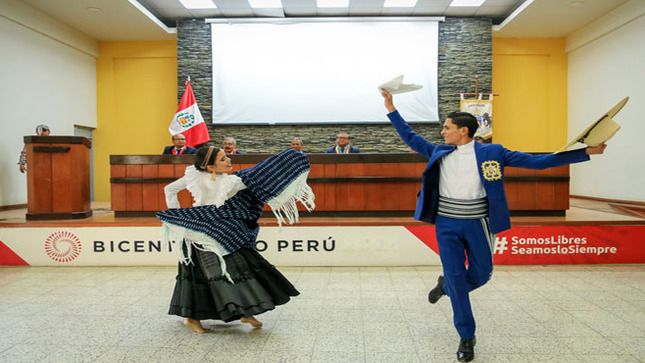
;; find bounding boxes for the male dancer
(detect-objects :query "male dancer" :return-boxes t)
[381,89,606,362]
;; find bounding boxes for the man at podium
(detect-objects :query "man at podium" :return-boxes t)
[18,124,50,173]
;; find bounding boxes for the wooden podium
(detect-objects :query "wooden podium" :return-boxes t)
[24,136,92,220]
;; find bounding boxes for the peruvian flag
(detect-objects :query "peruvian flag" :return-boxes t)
[169,80,211,147]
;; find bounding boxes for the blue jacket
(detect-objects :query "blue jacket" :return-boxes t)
[163,146,197,155]
[388,110,590,234]
[325,145,361,153]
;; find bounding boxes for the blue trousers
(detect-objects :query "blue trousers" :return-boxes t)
[435,215,495,339]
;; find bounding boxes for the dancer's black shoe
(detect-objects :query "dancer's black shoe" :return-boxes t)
[457,337,476,362]
[428,275,445,304]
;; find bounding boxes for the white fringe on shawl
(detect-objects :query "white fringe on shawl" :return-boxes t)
[267,171,316,227]
[161,223,234,283]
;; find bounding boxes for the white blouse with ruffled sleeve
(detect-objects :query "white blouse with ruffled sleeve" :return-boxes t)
[164,166,247,209]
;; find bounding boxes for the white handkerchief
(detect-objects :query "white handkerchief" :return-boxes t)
[378,75,423,94]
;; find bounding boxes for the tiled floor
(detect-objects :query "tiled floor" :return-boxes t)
[0,264,643,362]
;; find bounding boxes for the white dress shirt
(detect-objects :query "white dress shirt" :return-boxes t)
[439,140,486,199]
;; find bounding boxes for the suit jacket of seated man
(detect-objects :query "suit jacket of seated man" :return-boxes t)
[163,145,197,155]
[325,145,361,154]
[388,110,589,234]
[225,149,247,155]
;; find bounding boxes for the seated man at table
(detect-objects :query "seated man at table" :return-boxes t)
[290,137,304,153]
[163,134,197,155]
[326,132,360,154]
[223,137,247,155]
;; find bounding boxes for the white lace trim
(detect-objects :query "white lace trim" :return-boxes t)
[183,166,246,207]
[161,223,233,283]
[267,171,316,227]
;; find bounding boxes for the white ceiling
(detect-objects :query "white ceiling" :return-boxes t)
[17,0,629,42]
[492,0,630,37]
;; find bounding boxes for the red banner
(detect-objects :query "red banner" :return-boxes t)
[0,239,29,266]
[406,225,645,265]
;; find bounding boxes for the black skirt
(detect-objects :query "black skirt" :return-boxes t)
[168,246,299,322]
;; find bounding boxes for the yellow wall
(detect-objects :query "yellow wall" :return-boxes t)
[492,38,567,152]
[94,41,177,201]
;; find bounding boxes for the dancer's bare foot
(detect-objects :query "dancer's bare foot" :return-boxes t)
[184,318,209,333]
[240,316,263,328]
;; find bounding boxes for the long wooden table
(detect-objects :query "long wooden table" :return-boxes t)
[110,153,570,217]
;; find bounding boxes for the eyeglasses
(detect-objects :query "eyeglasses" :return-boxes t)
[337,136,349,139]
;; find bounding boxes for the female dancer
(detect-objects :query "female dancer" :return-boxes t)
[157,146,314,333]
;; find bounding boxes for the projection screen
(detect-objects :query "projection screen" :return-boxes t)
[209,18,440,125]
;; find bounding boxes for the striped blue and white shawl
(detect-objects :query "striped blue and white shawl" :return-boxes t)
[156,148,315,277]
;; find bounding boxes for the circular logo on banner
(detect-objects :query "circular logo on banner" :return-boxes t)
[44,231,82,263]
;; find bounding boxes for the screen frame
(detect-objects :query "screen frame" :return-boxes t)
[206,17,444,126]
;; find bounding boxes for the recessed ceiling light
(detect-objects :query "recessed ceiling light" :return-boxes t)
[178,0,217,10]
[449,0,486,7]
[248,0,283,8]
[384,0,418,7]
[85,6,102,13]
[569,1,584,7]
[317,0,349,8]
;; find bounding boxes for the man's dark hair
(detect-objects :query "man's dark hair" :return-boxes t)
[447,111,478,138]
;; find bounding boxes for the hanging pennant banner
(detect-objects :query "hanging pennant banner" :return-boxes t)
[460,97,493,140]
